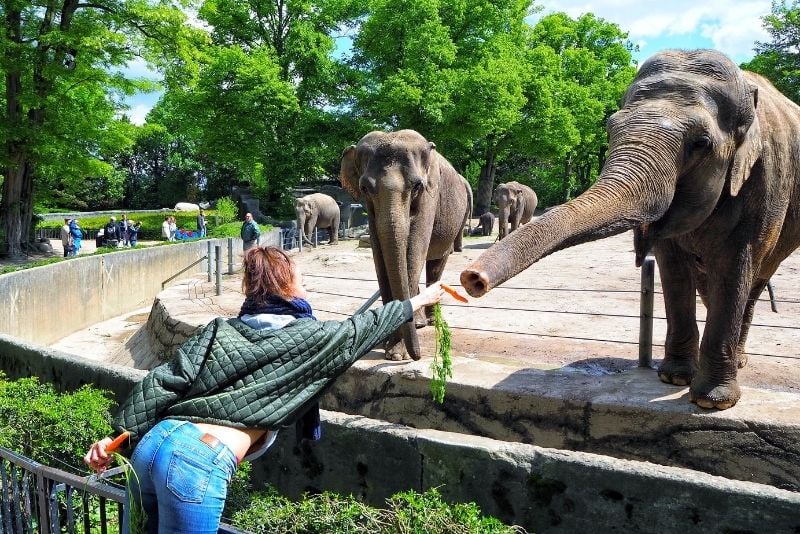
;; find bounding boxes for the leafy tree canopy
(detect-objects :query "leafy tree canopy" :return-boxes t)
[741,1,800,104]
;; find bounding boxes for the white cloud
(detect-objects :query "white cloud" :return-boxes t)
[535,0,772,61]
[127,104,151,126]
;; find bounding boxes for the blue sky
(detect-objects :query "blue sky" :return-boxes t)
[123,0,774,125]
[535,0,772,64]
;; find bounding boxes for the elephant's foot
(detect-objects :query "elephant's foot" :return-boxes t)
[689,375,741,410]
[384,350,411,361]
[657,357,696,386]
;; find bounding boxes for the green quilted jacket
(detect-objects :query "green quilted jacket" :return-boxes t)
[113,300,412,447]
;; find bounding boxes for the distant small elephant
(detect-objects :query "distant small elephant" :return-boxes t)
[295,193,340,247]
[494,182,537,239]
[471,212,495,236]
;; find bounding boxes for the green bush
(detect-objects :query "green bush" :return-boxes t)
[0,372,115,470]
[209,222,272,239]
[231,486,520,534]
[215,196,239,224]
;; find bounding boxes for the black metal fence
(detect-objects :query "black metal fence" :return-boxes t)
[0,446,247,533]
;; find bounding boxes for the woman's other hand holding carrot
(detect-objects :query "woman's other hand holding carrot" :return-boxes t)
[84,437,114,473]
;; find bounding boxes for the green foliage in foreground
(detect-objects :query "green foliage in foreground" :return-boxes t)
[230,485,521,534]
[0,372,114,470]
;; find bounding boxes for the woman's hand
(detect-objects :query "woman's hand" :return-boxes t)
[410,282,445,312]
[84,437,114,473]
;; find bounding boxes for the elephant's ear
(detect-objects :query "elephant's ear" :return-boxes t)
[516,196,525,216]
[729,83,761,197]
[424,142,441,196]
[339,144,361,201]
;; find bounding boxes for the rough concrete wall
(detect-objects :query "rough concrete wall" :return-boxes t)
[0,232,279,346]
[322,362,800,492]
[259,411,800,533]
[1,339,797,533]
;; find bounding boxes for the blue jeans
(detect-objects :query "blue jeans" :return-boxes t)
[123,419,237,534]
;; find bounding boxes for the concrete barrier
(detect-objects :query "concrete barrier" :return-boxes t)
[0,336,798,533]
[0,231,280,345]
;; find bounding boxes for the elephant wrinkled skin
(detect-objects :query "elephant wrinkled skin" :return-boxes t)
[340,129,473,360]
[494,181,537,239]
[461,49,800,410]
[295,193,340,248]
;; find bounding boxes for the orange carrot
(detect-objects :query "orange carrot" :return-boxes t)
[105,431,131,454]
[441,283,468,303]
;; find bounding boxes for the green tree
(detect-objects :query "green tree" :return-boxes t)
[0,0,199,257]
[741,1,800,104]
[526,12,637,205]
[166,0,368,215]
[352,0,535,214]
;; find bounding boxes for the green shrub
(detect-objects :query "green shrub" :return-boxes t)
[231,486,521,534]
[0,372,115,470]
[216,196,239,224]
[209,222,272,239]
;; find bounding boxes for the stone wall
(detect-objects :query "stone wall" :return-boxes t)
[0,231,281,346]
[0,336,798,533]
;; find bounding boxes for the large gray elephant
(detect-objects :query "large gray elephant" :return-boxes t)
[494,181,537,239]
[295,193,340,247]
[340,129,473,360]
[461,49,800,410]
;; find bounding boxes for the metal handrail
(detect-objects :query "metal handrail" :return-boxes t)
[0,446,248,533]
[161,255,208,289]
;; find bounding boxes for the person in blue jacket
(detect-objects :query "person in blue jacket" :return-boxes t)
[68,219,83,256]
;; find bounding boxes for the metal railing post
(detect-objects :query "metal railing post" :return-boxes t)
[228,238,234,275]
[216,245,222,296]
[207,241,213,282]
[639,255,655,368]
[356,290,382,314]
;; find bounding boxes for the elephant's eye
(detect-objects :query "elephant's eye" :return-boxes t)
[411,180,424,196]
[689,135,712,152]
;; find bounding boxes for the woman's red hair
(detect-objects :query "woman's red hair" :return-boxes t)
[242,246,296,302]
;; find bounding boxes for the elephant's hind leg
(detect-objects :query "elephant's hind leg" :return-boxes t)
[654,242,699,387]
[734,278,770,370]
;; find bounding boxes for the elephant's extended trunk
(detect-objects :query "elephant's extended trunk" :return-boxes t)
[461,141,677,297]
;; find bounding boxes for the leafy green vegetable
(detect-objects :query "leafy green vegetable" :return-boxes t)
[430,303,453,404]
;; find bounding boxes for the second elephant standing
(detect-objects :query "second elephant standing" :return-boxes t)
[494,182,538,239]
[295,193,340,248]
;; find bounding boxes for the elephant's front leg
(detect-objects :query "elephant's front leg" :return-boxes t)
[654,242,699,386]
[690,256,753,410]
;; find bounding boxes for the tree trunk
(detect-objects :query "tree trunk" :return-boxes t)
[2,7,26,257]
[561,153,573,203]
[475,149,496,216]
